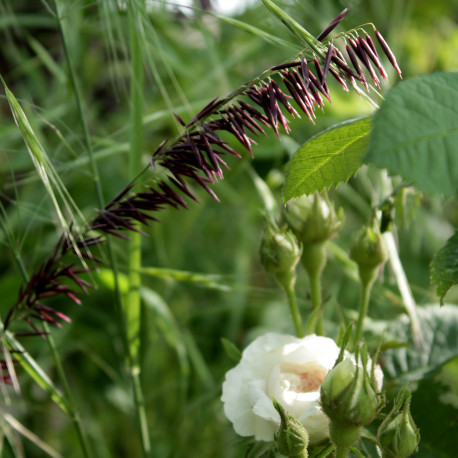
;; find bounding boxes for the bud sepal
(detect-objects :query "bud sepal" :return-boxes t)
[320,349,382,429]
[273,399,309,458]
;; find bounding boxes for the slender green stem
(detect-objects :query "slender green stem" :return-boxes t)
[352,269,376,349]
[309,268,324,335]
[283,280,304,338]
[302,243,326,336]
[126,2,151,456]
[131,365,150,454]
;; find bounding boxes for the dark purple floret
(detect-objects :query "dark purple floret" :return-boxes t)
[317,8,350,42]
[375,29,402,78]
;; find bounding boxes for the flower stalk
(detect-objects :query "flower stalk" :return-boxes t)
[260,220,303,337]
[350,222,387,349]
[285,194,344,336]
[284,279,304,338]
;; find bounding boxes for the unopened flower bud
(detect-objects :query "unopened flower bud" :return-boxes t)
[285,193,344,246]
[273,399,309,458]
[320,358,380,428]
[260,220,302,289]
[350,223,387,269]
[350,222,387,285]
[378,387,420,458]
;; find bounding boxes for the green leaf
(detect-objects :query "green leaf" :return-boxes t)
[409,357,458,457]
[221,337,242,363]
[283,117,371,201]
[140,287,189,380]
[430,231,458,305]
[138,266,230,291]
[383,305,458,383]
[366,72,458,197]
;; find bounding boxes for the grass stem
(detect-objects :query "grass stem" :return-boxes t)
[126,2,151,455]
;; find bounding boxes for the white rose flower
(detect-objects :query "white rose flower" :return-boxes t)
[221,333,383,444]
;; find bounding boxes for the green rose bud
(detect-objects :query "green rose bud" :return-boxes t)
[320,358,380,428]
[350,222,387,285]
[377,387,420,458]
[260,220,302,289]
[273,399,309,458]
[285,193,344,246]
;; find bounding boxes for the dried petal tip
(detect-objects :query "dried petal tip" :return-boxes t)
[374,30,402,79]
[317,8,350,42]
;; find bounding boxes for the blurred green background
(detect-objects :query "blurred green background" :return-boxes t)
[0,0,457,456]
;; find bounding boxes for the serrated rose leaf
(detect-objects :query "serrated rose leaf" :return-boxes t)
[283,117,371,202]
[366,72,458,197]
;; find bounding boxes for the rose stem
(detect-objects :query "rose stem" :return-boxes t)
[303,243,326,336]
[276,267,304,338]
[284,280,304,338]
[352,267,377,350]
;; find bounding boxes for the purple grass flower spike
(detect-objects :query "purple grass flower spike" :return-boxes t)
[322,44,334,86]
[346,44,368,90]
[300,56,310,88]
[375,29,402,79]
[317,8,350,42]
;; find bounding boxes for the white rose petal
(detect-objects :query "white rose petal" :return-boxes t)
[221,333,383,444]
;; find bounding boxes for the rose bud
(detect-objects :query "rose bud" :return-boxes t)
[321,358,380,427]
[260,219,302,289]
[320,355,382,450]
[377,387,420,458]
[350,222,387,285]
[273,399,309,458]
[285,193,344,277]
[285,193,344,246]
